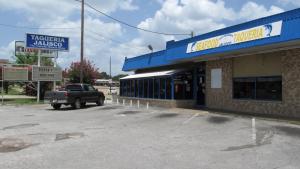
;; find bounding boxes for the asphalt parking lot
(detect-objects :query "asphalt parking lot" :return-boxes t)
[0,103,299,169]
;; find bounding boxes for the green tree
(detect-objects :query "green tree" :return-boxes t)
[112,74,128,81]
[97,72,110,79]
[14,53,53,66]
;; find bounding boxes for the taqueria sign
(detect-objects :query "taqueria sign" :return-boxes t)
[186,21,282,53]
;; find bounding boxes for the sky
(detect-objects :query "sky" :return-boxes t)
[0,0,299,75]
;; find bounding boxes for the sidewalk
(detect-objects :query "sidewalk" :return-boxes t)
[1,95,36,99]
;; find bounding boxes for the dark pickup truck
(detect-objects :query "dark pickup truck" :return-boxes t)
[44,84,105,110]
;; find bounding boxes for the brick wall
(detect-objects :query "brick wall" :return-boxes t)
[206,49,300,118]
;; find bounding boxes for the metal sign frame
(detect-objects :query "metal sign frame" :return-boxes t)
[32,65,62,82]
[15,40,58,58]
[3,67,29,81]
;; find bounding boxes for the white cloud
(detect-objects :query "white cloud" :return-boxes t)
[0,0,286,75]
[0,0,138,24]
[130,0,284,52]
[278,0,300,6]
[0,0,139,75]
[0,41,15,60]
[239,2,284,21]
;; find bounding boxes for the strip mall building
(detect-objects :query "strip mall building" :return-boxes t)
[119,9,300,118]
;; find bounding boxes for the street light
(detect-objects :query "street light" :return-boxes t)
[148,45,153,52]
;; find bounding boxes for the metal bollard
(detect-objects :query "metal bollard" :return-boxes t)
[123,99,125,106]
[116,98,119,105]
[130,100,132,107]
[146,102,149,109]
[137,100,140,108]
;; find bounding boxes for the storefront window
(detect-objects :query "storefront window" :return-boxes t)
[160,78,166,99]
[174,71,193,100]
[256,77,282,100]
[120,76,174,100]
[135,80,138,97]
[144,79,148,98]
[149,79,154,98]
[154,78,159,99]
[138,79,143,98]
[166,78,171,99]
[233,76,282,101]
[233,78,255,99]
[130,80,135,97]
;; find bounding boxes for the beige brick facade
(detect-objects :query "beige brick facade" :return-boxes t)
[206,49,300,118]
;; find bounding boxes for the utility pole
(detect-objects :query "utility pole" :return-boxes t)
[80,0,84,83]
[109,56,112,94]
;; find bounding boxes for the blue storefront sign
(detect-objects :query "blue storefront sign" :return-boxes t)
[26,33,69,51]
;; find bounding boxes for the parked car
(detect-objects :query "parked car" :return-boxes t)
[44,84,105,110]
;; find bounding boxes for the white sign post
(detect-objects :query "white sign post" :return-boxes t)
[37,50,41,103]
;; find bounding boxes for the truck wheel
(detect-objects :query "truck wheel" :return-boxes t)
[72,98,81,109]
[52,104,61,110]
[96,97,104,106]
[81,102,86,107]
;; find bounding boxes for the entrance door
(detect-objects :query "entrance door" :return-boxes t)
[196,64,206,106]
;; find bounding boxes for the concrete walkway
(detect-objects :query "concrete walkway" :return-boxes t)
[1,95,36,99]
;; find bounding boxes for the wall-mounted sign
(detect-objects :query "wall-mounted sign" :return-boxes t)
[211,68,222,89]
[15,41,57,57]
[187,21,282,53]
[3,67,28,81]
[26,33,69,51]
[32,66,62,81]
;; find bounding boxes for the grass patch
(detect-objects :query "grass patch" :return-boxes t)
[2,98,38,105]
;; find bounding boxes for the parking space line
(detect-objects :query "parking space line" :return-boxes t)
[182,113,200,125]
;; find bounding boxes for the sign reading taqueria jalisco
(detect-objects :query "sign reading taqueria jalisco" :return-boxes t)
[26,33,69,51]
[3,67,28,81]
[32,66,62,82]
[186,21,282,53]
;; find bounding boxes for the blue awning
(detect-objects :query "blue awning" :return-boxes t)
[122,8,300,71]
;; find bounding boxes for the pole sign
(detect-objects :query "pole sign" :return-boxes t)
[187,20,283,53]
[15,41,57,57]
[32,66,62,82]
[3,67,28,81]
[26,33,69,51]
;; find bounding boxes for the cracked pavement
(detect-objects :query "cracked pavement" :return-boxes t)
[0,103,299,169]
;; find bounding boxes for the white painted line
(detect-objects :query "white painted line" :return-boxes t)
[114,114,126,117]
[182,113,200,125]
[252,117,256,144]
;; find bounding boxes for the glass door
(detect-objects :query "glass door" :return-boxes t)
[196,63,206,106]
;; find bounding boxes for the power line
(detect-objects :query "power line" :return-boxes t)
[0,23,79,30]
[86,29,136,46]
[75,0,191,36]
[85,31,146,51]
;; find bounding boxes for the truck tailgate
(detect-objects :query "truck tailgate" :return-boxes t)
[44,91,68,104]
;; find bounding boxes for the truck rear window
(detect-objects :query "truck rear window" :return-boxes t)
[66,85,82,91]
